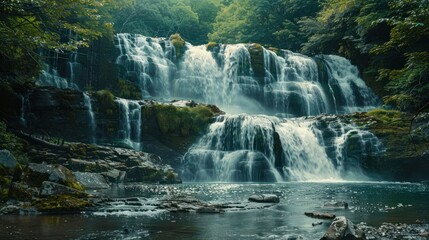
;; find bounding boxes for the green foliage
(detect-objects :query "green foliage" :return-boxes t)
[0,0,117,82]
[209,0,321,51]
[113,0,221,45]
[300,0,429,111]
[0,121,27,162]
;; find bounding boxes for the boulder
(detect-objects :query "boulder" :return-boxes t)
[248,194,280,203]
[0,150,17,169]
[39,181,87,197]
[102,169,125,184]
[305,212,336,219]
[74,172,110,189]
[8,182,38,201]
[321,216,366,240]
[323,201,349,209]
[26,163,83,190]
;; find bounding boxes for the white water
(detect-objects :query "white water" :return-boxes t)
[182,114,385,182]
[115,34,384,182]
[83,93,96,144]
[116,98,142,150]
[116,33,378,116]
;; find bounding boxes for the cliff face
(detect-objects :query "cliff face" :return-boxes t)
[1,87,428,181]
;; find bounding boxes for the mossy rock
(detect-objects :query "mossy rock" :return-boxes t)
[34,194,92,213]
[144,103,217,136]
[206,42,218,52]
[170,34,186,59]
[247,43,265,78]
[113,79,141,100]
[94,89,115,108]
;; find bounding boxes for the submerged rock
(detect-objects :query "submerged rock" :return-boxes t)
[323,201,349,209]
[321,216,365,240]
[248,194,280,203]
[305,212,336,219]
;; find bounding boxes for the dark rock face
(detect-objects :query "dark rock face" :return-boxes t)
[26,163,82,190]
[321,216,366,240]
[248,194,280,203]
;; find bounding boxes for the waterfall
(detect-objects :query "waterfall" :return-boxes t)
[83,93,96,144]
[116,98,142,150]
[321,55,379,113]
[20,95,27,127]
[116,34,176,98]
[37,49,79,90]
[182,114,384,182]
[116,34,378,116]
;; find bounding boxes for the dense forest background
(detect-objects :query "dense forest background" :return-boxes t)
[1,0,428,111]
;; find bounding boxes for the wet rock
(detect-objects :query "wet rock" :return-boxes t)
[0,150,18,169]
[323,201,349,209]
[248,194,280,203]
[0,205,20,215]
[27,163,83,190]
[313,222,323,227]
[305,212,336,219]
[356,222,429,240]
[34,194,92,213]
[74,172,110,189]
[321,216,365,240]
[8,182,38,201]
[159,195,225,213]
[101,169,125,184]
[39,181,87,197]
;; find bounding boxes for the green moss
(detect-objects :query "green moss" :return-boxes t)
[351,110,429,159]
[170,34,186,58]
[95,89,115,107]
[166,171,176,183]
[148,104,216,136]
[114,79,141,100]
[0,175,12,202]
[367,109,402,124]
[0,121,28,163]
[206,42,218,51]
[34,194,92,212]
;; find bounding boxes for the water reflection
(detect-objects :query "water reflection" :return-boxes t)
[0,182,427,239]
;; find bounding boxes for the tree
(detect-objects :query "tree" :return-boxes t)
[0,0,115,83]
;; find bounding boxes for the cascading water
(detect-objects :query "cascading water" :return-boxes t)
[116,98,142,150]
[83,93,96,144]
[182,114,383,182]
[116,34,176,98]
[115,33,384,182]
[116,33,378,116]
[37,50,79,90]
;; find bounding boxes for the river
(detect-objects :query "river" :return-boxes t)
[1,182,428,239]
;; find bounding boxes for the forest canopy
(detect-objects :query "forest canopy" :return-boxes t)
[0,0,428,111]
